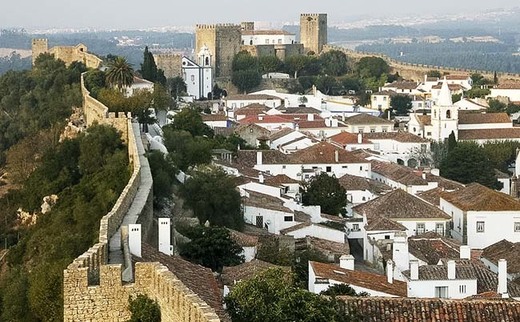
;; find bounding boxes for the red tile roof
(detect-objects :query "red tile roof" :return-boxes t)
[458,128,520,140]
[310,261,407,297]
[344,113,394,125]
[459,111,511,124]
[269,127,295,141]
[242,30,294,36]
[240,114,294,124]
[370,160,429,186]
[415,114,432,126]
[440,183,520,211]
[202,113,227,121]
[287,142,368,164]
[243,190,293,213]
[482,239,520,275]
[221,259,289,286]
[329,132,371,145]
[353,189,451,220]
[228,229,259,247]
[385,81,419,90]
[408,232,461,265]
[339,296,520,321]
[338,173,391,194]
[363,131,429,143]
[225,94,280,101]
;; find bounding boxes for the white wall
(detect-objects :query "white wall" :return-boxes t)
[242,246,257,263]
[225,98,282,109]
[489,88,520,102]
[239,182,282,198]
[243,205,296,234]
[459,122,512,130]
[396,219,449,237]
[284,224,345,243]
[407,279,477,299]
[440,199,465,243]
[271,131,306,149]
[346,189,375,205]
[255,162,371,181]
[242,34,296,46]
[467,210,520,249]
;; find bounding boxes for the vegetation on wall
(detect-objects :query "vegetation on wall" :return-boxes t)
[0,125,130,321]
[128,294,161,322]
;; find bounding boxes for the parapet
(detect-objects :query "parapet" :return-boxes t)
[196,23,241,30]
[300,13,327,17]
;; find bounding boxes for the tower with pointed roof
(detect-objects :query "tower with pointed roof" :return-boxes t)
[431,80,458,142]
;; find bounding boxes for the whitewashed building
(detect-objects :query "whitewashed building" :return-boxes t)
[182,46,213,99]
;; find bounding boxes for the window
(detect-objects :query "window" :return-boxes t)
[284,216,293,222]
[191,75,195,82]
[370,128,376,133]
[326,166,332,172]
[382,127,388,133]
[358,129,364,134]
[278,39,282,44]
[459,285,467,294]
[416,223,426,235]
[383,97,387,101]
[426,132,432,136]
[265,39,269,44]
[436,223,444,235]
[476,221,485,233]
[352,224,360,231]
[435,286,448,298]
[515,222,520,232]
[282,165,286,169]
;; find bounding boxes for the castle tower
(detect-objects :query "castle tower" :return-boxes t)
[241,21,255,32]
[432,79,458,142]
[300,13,327,55]
[31,38,49,65]
[195,24,241,77]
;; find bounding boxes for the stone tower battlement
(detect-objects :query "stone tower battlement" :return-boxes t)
[153,53,183,78]
[300,13,327,55]
[31,38,102,69]
[196,23,241,29]
[196,24,241,77]
[31,38,49,64]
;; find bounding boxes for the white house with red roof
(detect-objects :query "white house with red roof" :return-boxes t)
[440,183,520,249]
[362,132,430,167]
[328,132,374,151]
[223,94,282,110]
[489,83,520,102]
[239,114,295,131]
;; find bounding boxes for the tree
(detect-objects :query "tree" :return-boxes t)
[232,69,261,93]
[167,76,187,99]
[488,99,507,113]
[357,56,390,79]
[319,50,348,76]
[259,55,283,74]
[162,129,212,171]
[427,70,442,78]
[482,140,520,173]
[232,50,259,72]
[390,95,412,116]
[164,108,213,137]
[147,150,176,205]
[179,226,244,272]
[180,168,244,230]
[447,131,457,152]
[285,55,309,78]
[315,76,338,95]
[321,284,369,297]
[440,141,501,189]
[140,46,166,85]
[128,294,161,322]
[302,173,347,215]
[225,268,358,322]
[105,56,134,91]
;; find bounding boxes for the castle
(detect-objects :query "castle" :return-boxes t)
[157,13,328,79]
[31,38,102,69]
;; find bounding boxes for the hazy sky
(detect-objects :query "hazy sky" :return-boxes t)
[2,0,519,30]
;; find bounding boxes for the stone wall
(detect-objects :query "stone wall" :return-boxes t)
[154,53,183,79]
[31,39,102,69]
[196,24,241,77]
[63,74,220,322]
[300,14,327,54]
[323,45,520,83]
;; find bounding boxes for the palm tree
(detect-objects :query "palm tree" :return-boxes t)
[105,56,134,92]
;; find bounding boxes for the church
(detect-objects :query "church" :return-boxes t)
[182,45,213,100]
[408,80,520,144]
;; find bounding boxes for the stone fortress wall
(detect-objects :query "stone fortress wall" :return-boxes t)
[154,53,183,79]
[323,45,520,83]
[62,73,220,322]
[300,13,328,55]
[31,38,102,69]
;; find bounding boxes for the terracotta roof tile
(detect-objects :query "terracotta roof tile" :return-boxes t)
[235,150,288,168]
[365,215,407,232]
[243,190,293,213]
[310,261,407,297]
[408,233,461,265]
[353,189,451,220]
[363,131,429,143]
[338,173,392,194]
[234,105,269,117]
[298,236,350,258]
[339,296,520,321]
[225,94,280,101]
[329,132,371,145]
[269,127,295,141]
[432,83,464,90]
[344,113,394,125]
[281,106,321,114]
[264,174,300,186]
[228,229,259,247]
[458,128,520,140]
[459,111,511,124]
[415,114,432,126]
[440,183,520,211]
[385,81,419,90]
[482,240,520,275]
[240,114,294,124]
[370,160,429,186]
[288,142,368,164]
[202,113,227,121]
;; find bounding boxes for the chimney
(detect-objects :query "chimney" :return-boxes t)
[128,224,142,257]
[259,173,264,183]
[498,259,509,298]
[422,172,426,180]
[342,112,346,122]
[357,133,362,144]
[308,114,314,121]
[158,218,172,255]
[392,232,409,279]
[460,245,471,260]
[334,150,339,163]
[387,259,394,284]
[256,151,262,165]
[339,254,355,270]
[410,260,419,280]
[295,123,300,131]
[447,260,456,280]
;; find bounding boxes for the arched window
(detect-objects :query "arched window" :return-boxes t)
[205,57,210,66]
[446,110,451,119]
[250,40,253,45]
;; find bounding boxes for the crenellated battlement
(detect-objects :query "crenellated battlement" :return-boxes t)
[300,13,326,17]
[196,23,240,30]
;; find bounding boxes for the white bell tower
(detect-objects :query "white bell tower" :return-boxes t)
[197,45,213,99]
[432,79,458,142]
